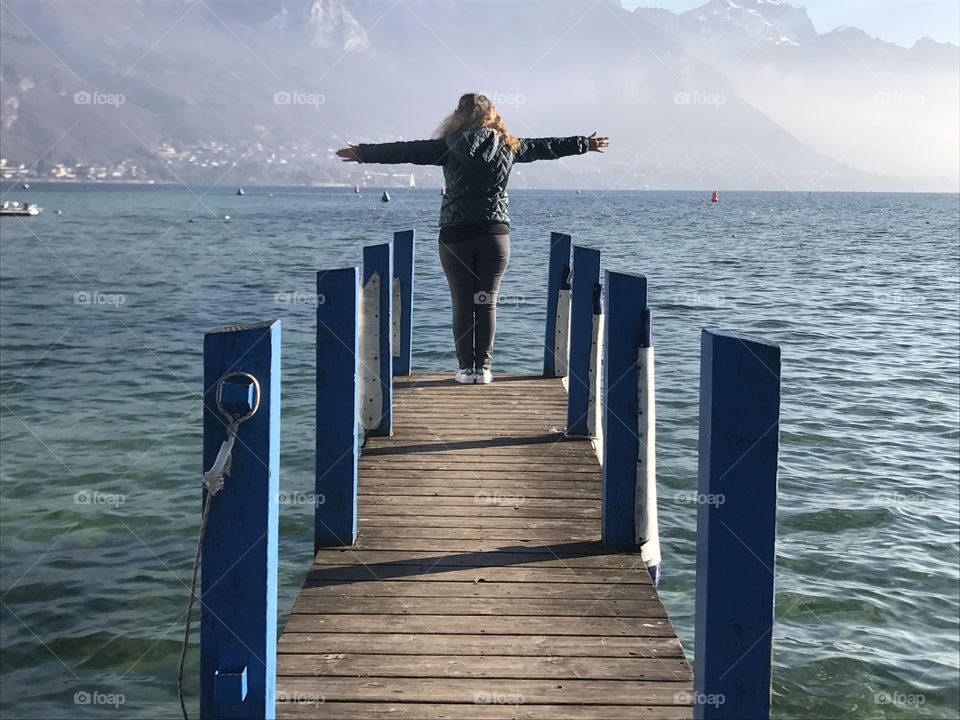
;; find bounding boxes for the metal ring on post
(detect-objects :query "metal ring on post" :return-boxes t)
[215,370,262,427]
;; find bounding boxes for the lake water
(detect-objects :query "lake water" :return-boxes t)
[0,184,958,719]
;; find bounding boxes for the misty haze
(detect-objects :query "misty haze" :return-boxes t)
[1,0,958,190]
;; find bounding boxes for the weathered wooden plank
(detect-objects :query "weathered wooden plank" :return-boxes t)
[358,487,599,500]
[277,702,693,719]
[362,445,594,457]
[357,507,601,519]
[290,595,668,618]
[348,539,614,554]
[356,526,596,541]
[311,549,638,568]
[302,565,652,585]
[276,653,690,681]
[275,677,690,705]
[277,633,684,657]
[292,580,655,600]
[357,469,601,480]
[282,613,679,636]
[357,497,598,509]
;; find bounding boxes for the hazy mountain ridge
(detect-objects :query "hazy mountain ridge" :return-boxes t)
[1,0,956,190]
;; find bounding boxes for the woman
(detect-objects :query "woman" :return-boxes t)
[336,92,608,384]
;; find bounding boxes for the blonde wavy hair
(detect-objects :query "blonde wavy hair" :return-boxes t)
[435,93,521,152]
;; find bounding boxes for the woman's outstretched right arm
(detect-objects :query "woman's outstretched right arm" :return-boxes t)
[336,139,448,165]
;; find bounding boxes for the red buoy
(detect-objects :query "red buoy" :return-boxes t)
[710,190,719,203]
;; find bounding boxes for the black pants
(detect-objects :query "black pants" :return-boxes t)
[438,232,510,370]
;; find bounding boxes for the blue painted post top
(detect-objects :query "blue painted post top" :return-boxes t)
[392,229,415,376]
[201,320,280,720]
[693,329,781,720]
[601,270,648,551]
[315,268,360,549]
[567,244,602,437]
[543,231,572,377]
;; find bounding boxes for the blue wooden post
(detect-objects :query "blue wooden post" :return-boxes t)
[601,270,647,550]
[315,268,360,549]
[694,330,781,719]
[543,232,572,377]
[201,320,280,720]
[392,230,415,376]
[362,243,393,436]
[567,245,601,436]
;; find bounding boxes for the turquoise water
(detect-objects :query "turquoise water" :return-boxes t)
[0,184,958,719]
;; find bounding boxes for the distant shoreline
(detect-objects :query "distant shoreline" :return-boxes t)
[1,179,957,195]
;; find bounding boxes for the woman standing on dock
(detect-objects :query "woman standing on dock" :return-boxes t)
[336,92,608,384]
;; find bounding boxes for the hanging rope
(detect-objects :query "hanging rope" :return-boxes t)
[177,371,261,720]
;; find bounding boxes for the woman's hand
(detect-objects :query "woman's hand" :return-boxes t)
[336,143,360,162]
[587,131,609,153]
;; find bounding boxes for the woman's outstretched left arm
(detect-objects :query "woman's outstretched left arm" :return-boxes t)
[336,139,448,165]
[513,131,609,163]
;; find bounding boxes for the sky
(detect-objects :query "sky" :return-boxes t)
[620,0,960,47]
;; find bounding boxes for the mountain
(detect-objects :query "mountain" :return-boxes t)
[0,0,956,190]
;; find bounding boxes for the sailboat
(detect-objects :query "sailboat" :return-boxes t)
[381,191,390,202]
[409,173,416,188]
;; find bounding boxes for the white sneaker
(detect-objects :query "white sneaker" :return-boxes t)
[476,368,493,384]
[454,368,475,384]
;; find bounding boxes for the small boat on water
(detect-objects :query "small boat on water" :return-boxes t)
[236,188,245,196]
[21,183,30,190]
[1,201,42,217]
[408,173,415,188]
[381,191,390,202]
[354,184,360,193]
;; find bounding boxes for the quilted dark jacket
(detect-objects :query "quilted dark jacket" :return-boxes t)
[353,129,588,226]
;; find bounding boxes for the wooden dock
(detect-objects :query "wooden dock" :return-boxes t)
[276,373,693,719]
